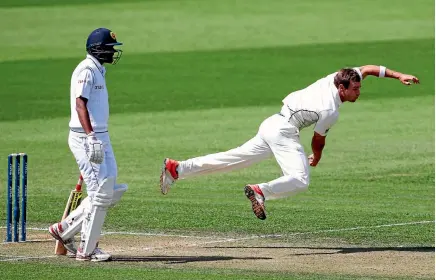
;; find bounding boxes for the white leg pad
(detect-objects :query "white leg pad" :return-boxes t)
[110,184,127,207]
[61,183,127,240]
[61,196,91,240]
[78,177,115,256]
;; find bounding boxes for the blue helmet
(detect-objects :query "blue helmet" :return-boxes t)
[86,28,123,64]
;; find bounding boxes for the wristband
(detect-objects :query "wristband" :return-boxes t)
[379,66,386,77]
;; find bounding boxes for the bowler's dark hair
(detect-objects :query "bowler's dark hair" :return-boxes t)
[334,68,361,89]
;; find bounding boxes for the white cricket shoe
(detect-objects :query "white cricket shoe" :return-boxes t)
[48,223,77,254]
[76,247,111,262]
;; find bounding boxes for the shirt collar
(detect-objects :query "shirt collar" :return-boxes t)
[86,54,106,76]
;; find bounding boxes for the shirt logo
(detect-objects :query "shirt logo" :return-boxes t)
[95,85,105,90]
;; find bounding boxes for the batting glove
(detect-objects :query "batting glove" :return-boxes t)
[87,132,104,164]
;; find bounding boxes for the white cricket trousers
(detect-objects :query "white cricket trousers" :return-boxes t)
[68,130,117,197]
[178,114,309,200]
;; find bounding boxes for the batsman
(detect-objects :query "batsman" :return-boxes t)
[48,28,127,261]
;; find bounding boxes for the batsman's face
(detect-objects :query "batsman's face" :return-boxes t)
[341,81,361,102]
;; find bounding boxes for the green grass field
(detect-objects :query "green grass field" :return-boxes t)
[0,0,434,279]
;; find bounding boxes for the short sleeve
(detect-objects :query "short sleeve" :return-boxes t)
[73,68,94,99]
[314,110,338,136]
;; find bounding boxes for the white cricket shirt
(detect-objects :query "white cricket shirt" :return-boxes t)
[280,68,362,136]
[69,54,109,133]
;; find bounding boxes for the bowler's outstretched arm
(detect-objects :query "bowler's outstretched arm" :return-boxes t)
[358,65,420,85]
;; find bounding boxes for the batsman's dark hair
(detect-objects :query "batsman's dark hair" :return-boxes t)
[334,68,361,89]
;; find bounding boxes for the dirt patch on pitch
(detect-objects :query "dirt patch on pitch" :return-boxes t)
[1,229,434,278]
[105,234,434,278]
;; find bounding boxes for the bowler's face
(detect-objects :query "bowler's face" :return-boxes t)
[345,81,361,102]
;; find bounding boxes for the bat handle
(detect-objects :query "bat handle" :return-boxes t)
[75,175,83,191]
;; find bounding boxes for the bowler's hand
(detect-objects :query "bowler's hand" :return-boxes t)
[308,154,320,167]
[399,74,419,85]
[87,132,104,164]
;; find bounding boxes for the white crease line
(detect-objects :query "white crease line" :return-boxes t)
[1,220,433,246]
[188,220,436,246]
[0,221,433,256]
[101,231,214,239]
[1,239,53,244]
[0,227,215,239]
[0,255,56,262]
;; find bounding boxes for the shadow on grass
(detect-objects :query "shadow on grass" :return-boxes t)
[111,255,272,263]
[204,246,435,256]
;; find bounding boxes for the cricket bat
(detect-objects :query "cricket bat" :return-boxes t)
[54,175,84,255]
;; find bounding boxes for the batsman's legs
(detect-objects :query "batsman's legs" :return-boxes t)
[60,184,127,240]
[56,131,111,260]
[57,142,126,246]
[59,196,90,240]
[102,140,128,206]
[56,133,127,261]
[76,177,114,261]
